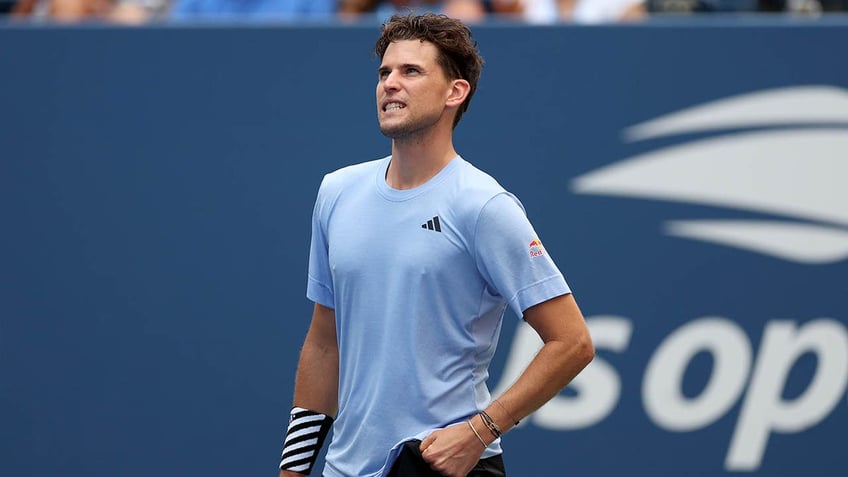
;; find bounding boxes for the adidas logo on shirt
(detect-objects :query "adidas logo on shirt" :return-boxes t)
[421,216,442,232]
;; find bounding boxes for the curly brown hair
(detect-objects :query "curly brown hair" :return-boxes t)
[374,12,484,128]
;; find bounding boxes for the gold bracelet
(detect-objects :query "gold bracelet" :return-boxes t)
[466,419,487,448]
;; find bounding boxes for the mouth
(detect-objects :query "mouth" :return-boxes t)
[383,101,406,112]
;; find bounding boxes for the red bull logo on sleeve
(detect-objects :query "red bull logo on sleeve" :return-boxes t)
[529,238,545,257]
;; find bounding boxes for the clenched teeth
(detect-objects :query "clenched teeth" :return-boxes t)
[385,103,405,111]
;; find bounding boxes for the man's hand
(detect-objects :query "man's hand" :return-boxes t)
[279,470,306,477]
[419,421,488,477]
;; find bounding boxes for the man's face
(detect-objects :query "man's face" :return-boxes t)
[376,40,454,139]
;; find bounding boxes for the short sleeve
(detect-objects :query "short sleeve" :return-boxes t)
[306,178,335,309]
[473,193,570,318]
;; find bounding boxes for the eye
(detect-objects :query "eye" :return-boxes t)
[378,69,389,80]
[405,67,420,75]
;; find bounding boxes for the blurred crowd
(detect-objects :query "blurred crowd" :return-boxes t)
[0,0,846,25]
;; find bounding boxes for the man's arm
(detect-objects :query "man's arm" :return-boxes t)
[487,293,594,429]
[280,303,339,477]
[420,293,594,477]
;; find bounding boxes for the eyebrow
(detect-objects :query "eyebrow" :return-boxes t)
[378,62,426,73]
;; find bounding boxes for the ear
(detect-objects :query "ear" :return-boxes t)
[445,79,471,108]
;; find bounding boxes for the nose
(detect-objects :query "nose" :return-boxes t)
[382,70,400,92]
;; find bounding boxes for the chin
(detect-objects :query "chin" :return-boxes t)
[379,123,409,139]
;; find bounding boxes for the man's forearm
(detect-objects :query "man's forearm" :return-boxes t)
[491,338,593,431]
[482,294,594,436]
[292,329,339,416]
[290,303,339,415]
[279,304,339,477]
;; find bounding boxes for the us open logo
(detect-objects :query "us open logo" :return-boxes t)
[572,85,848,265]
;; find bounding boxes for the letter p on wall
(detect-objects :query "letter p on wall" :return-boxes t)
[726,319,848,471]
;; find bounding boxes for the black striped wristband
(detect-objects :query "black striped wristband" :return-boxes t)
[280,407,334,474]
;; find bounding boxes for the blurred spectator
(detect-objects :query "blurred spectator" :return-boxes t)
[169,0,337,20]
[559,0,646,22]
[501,0,645,23]
[12,0,111,20]
[337,1,531,23]
[9,0,168,22]
[646,0,755,11]
[759,0,847,11]
[339,0,483,22]
[646,0,845,13]
[1,0,18,13]
[112,0,169,21]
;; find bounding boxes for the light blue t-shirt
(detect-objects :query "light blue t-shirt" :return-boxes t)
[307,156,570,477]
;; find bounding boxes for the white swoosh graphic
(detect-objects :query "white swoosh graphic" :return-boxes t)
[665,220,848,264]
[572,129,848,227]
[624,85,848,142]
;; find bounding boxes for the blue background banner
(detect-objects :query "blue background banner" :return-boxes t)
[2,18,847,476]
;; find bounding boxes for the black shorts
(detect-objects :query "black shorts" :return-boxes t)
[386,440,506,477]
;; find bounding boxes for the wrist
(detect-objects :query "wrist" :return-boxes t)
[478,409,503,441]
[280,407,333,475]
[469,414,496,446]
[492,398,520,429]
[466,416,490,448]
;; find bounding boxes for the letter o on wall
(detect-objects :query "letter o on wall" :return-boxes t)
[643,317,753,431]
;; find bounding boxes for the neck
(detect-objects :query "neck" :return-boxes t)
[386,123,457,190]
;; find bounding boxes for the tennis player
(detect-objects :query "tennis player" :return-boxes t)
[279,12,594,477]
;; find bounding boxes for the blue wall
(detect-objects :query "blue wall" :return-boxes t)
[2,18,847,476]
